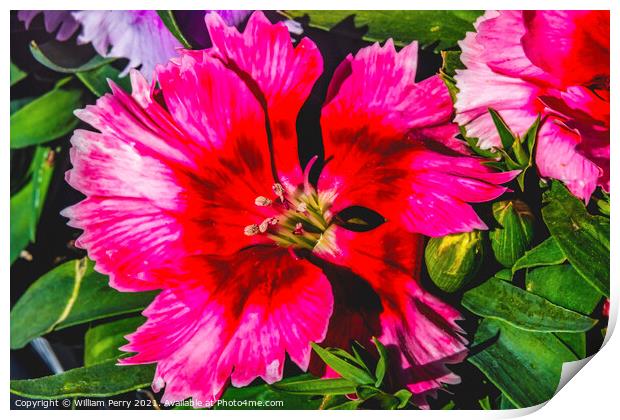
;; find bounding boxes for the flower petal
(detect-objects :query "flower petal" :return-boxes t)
[18,10,80,42]
[73,10,182,78]
[454,12,543,148]
[536,121,601,202]
[522,11,609,86]
[120,247,333,405]
[64,52,277,290]
[322,41,460,154]
[319,223,467,408]
[205,11,323,183]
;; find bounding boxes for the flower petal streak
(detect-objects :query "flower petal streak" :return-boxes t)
[120,247,333,405]
[205,11,323,183]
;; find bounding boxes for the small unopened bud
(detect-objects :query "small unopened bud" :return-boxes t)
[244,224,260,236]
[425,231,485,293]
[254,196,272,206]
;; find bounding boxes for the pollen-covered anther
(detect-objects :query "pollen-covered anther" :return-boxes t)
[254,196,272,206]
[259,217,278,233]
[293,222,304,236]
[272,183,285,201]
[296,202,307,213]
[244,224,260,236]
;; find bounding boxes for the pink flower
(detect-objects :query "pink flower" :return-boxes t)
[454,11,609,201]
[63,12,516,408]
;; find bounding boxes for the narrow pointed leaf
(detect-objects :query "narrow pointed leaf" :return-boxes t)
[488,108,517,151]
[11,258,156,349]
[462,276,596,332]
[372,337,389,387]
[218,374,322,409]
[10,62,27,86]
[29,147,55,241]
[512,236,566,273]
[30,40,114,73]
[10,78,84,148]
[10,147,54,263]
[542,182,610,296]
[10,361,155,399]
[270,378,357,396]
[311,343,375,385]
[157,11,193,48]
[555,332,586,359]
[525,265,601,315]
[84,317,145,366]
[77,64,131,97]
[469,319,577,408]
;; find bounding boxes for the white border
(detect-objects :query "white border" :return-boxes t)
[3,1,617,419]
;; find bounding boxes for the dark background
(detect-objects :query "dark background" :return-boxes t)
[9,10,606,410]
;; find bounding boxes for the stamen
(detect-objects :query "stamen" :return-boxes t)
[293,222,304,235]
[259,217,278,233]
[296,202,307,213]
[244,224,260,236]
[272,183,285,201]
[254,196,272,206]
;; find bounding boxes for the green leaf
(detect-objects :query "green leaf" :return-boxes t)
[30,40,115,73]
[10,78,84,148]
[488,108,517,152]
[11,97,35,115]
[524,115,541,156]
[10,361,155,399]
[512,237,566,273]
[157,11,193,48]
[29,147,55,241]
[490,200,535,267]
[494,268,512,281]
[11,62,27,86]
[440,51,464,78]
[325,398,363,410]
[218,375,322,410]
[525,265,602,315]
[372,337,389,387]
[393,389,413,409]
[10,180,33,263]
[499,394,517,410]
[310,343,375,385]
[84,317,145,366]
[284,10,483,51]
[542,181,610,297]
[10,147,55,263]
[478,395,492,410]
[270,378,356,396]
[10,258,156,349]
[77,64,131,97]
[555,332,586,359]
[441,400,456,410]
[462,276,596,332]
[469,319,577,408]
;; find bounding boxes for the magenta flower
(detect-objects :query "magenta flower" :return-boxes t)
[17,10,80,41]
[62,12,517,407]
[454,11,609,201]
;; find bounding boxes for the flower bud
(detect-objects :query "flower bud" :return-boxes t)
[425,231,485,293]
[490,200,535,267]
